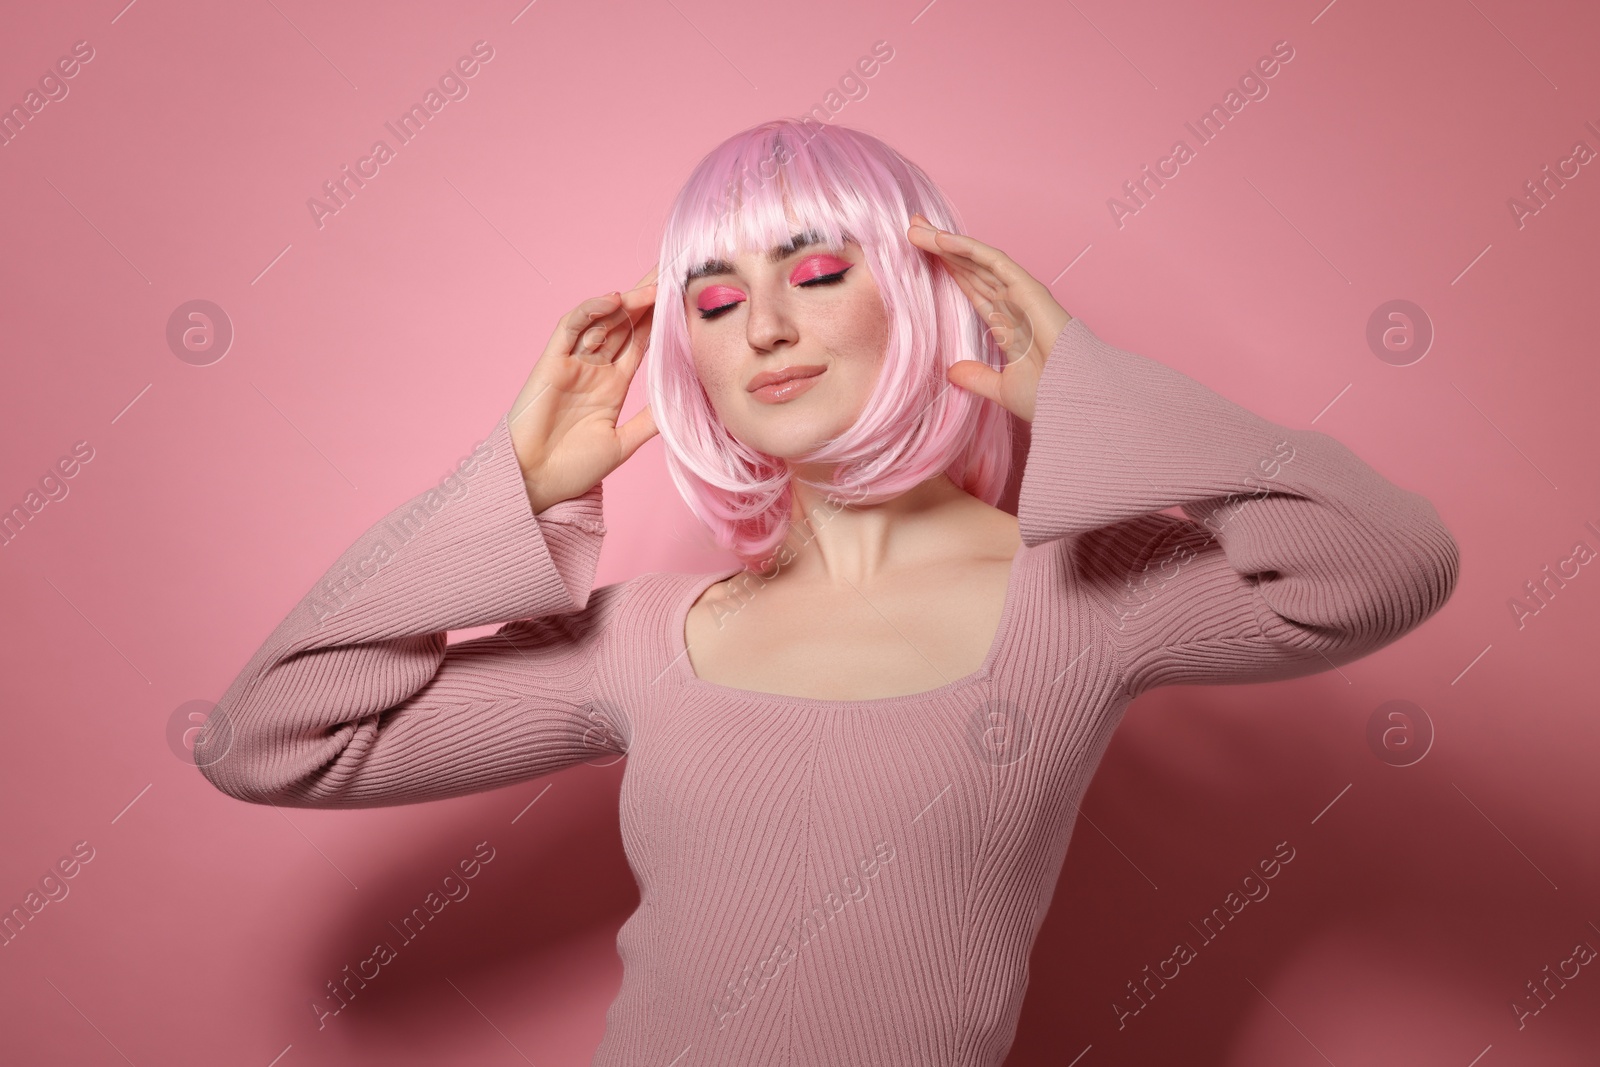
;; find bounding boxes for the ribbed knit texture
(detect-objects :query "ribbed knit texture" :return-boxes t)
[198,317,1460,1066]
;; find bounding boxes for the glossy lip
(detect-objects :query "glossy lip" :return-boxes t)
[746,364,826,393]
[750,374,822,404]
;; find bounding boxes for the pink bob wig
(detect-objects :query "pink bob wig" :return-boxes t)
[645,118,1013,571]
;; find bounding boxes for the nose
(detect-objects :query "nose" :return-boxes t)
[744,286,798,353]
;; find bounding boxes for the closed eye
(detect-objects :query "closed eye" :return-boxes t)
[696,265,853,320]
[798,268,850,287]
[697,285,746,320]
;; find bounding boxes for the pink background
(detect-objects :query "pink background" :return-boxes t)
[2,0,1597,1063]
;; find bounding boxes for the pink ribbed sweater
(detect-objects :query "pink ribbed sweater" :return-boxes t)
[199,317,1459,1065]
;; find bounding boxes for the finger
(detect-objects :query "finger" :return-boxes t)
[935,254,1003,302]
[906,219,942,250]
[984,310,1036,363]
[619,281,657,317]
[933,263,1029,357]
[596,290,659,366]
[908,225,1003,293]
[587,311,641,364]
[910,222,1011,288]
[583,323,629,364]
[616,403,659,464]
[926,228,1015,277]
[929,242,1004,292]
[610,290,657,356]
[574,308,632,356]
[586,301,633,328]
[944,270,994,320]
[621,303,654,363]
[632,264,660,290]
[961,259,1005,293]
[557,292,626,348]
[610,310,653,384]
[930,252,1002,313]
[578,291,624,318]
[940,238,1030,295]
[583,295,645,336]
[947,358,1004,407]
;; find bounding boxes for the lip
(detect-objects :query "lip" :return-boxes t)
[746,364,826,394]
[750,374,823,404]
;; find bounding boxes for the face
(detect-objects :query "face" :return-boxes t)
[683,226,889,467]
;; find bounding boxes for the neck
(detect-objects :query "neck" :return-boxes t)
[764,467,980,585]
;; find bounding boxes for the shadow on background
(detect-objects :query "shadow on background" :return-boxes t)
[1009,682,1595,1066]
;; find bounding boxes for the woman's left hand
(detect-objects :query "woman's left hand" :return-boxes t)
[907,213,1072,424]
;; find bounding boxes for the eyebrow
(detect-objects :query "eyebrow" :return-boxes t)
[684,229,838,284]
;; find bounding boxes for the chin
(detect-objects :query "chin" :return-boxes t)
[741,421,850,463]
[722,385,864,459]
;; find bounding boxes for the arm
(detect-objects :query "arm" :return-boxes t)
[195,411,627,808]
[1018,317,1461,698]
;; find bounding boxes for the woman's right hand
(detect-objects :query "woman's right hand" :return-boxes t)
[508,267,659,515]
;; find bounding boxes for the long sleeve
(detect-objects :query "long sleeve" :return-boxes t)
[1017,317,1460,698]
[196,411,627,807]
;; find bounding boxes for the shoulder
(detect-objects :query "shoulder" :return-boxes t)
[588,567,744,714]
[596,566,750,634]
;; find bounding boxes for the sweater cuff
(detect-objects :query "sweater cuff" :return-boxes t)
[482,409,607,613]
[1015,316,1316,546]
[1016,317,1099,547]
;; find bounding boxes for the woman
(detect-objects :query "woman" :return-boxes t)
[198,119,1459,1065]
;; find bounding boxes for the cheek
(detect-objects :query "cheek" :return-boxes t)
[689,334,738,395]
[838,289,889,358]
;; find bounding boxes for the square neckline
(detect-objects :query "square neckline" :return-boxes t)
[671,540,1031,708]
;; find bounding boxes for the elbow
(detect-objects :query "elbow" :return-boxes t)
[1296,502,1462,653]
[1358,505,1460,641]
[193,698,389,808]
[1402,506,1461,626]
[191,702,300,806]
[195,763,267,806]
[1431,524,1461,614]
[193,727,273,805]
